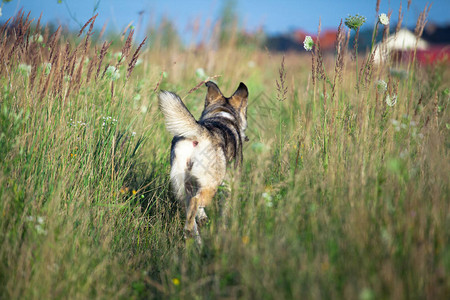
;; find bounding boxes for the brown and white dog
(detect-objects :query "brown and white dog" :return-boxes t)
[159,81,249,244]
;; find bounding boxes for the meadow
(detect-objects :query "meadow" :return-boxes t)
[0,5,449,300]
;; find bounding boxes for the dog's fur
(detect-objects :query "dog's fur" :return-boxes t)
[159,81,248,244]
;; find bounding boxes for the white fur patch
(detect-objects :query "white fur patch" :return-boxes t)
[216,111,235,121]
[170,139,196,200]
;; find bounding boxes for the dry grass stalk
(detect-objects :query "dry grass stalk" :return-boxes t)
[359,49,375,88]
[111,81,114,99]
[433,91,439,128]
[411,4,432,70]
[117,29,134,67]
[414,4,432,39]
[43,25,50,45]
[127,37,147,79]
[68,47,78,79]
[96,41,111,80]
[322,78,327,111]
[78,13,98,37]
[0,18,12,67]
[0,17,11,42]
[99,21,108,40]
[35,13,42,35]
[294,137,304,176]
[276,55,288,102]
[185,75,222,97]
[65,45,80,98]
[396,2,404,34]
[7,12,33,61]
[86,50,97,84]
[376,0,381,15]
[50,45,62,96]
[315,43,326,81]
[311,47,316,87]
[153,72,164,93]
[332,19,344,101]
[40,50,56,99]
[72,55,85,94]
[28,43,39,90]
[382,11,392,42]
[343,28,351,56]
[48,26,62,62]
[414,95,423,116]
[83,14,98,55]
[63,42,71,75]
[314,20,327,85]
[57,57,65,97]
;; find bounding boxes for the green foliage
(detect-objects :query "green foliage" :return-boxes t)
[0,4,449,300]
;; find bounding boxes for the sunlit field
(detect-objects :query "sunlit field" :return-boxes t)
[0,4,448,299]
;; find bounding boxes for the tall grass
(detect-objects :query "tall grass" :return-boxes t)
[1,3,449,299]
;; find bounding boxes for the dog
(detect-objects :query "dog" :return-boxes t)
[158,81,249,244]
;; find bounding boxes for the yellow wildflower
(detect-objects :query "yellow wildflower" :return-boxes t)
[172,278,180,286]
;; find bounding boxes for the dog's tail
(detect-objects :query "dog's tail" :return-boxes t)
[158,91,203,138]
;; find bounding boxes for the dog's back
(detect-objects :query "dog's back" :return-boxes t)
[159,81,248,244]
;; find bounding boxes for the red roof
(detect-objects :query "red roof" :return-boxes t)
[293,29,338,51]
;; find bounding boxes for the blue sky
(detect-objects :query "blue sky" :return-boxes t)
[1,0,449,41]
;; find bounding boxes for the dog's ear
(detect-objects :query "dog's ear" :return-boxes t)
[205,81,224,106]
[229,82,248,111]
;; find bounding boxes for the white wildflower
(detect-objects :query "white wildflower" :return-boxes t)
[385,94,397,107]
[390,119,400,126]
[195,68,207,79]
[303,36,314,51]
[133,94,141,101]
[132,132,136,137]
[32,34,44,43]
[379,13,390,26]
[105,66,120,81]
[26,216,47,235]
[376,80,387,94]
[35,224,47,235]
[262,192,273,207]
[18,63,31,76]
[391,119,400,131]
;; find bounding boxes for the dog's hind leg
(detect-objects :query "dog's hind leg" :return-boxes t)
[196,207,208,227]
[184,187,217,243]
